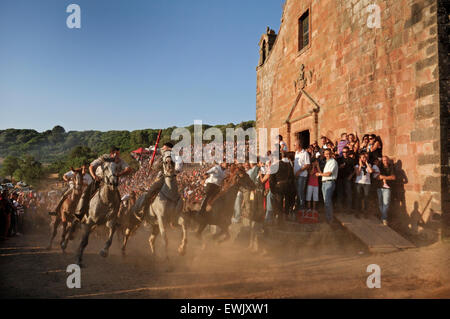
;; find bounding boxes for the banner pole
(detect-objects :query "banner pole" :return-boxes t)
[149,129,162,169]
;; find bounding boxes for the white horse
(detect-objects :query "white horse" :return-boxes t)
[144,151,187,267]
[75,160,121,266]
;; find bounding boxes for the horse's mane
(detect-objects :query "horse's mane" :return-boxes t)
[218,164,245,195]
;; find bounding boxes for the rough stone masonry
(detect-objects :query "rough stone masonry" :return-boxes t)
[256,0,449,240]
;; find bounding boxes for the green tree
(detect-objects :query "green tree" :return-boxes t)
[13,155,45,186]
[0,155,20,179]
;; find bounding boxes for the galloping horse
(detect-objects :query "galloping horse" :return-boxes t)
[188,165,256,243]
[75,160,122,266]
[142,150,187,267]
[116,192,142,256]
[47,168,83,252]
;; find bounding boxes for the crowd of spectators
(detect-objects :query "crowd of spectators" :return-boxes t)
[0,188,56,240]
[253,132,395,226]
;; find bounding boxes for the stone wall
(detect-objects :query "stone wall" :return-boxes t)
[256,0,447,234]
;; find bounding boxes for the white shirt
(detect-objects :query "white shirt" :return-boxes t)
[355,164,380,185]
[294,149,310,177]
[63,170,75,188]
[83,173,93,186]
[322,158,338,181]
[205,165,226,186]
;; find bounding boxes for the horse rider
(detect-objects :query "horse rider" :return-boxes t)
[50,165,83,216]
[199,161,228,215]
[75,146,132,220]
[131,142,182,219]
[81,164,93,189]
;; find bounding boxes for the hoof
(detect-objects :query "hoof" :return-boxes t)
[178,246,186,256]
[99,249,108,258]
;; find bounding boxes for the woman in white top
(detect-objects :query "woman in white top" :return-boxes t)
[354,153,379,217]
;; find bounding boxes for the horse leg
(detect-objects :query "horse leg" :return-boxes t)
[75,221,93,267]
[61,223,72,251]
[62,217,79,250]
[69,218,79,240]
[148,224,159,256]
[212,226,225,241]
[177,216,187,256]
[121,228,131,257]
[218,225,231,243]
[60,221,68,251]
[195,222,206,240]
[100,222,116,258]
[47,218,60,250]
[195,222,207,250]
[157,215,169,265]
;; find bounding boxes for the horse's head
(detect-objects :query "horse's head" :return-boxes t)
[236,166,256,191]
[72,167,83,190]
[225,164,255,191]
[102,160,119,187]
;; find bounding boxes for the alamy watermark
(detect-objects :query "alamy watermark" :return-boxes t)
[169,120,280,166]
[66,264,81,288]
[366,264,381,288]
[66,4,81,29]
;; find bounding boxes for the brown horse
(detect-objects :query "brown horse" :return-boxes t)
[187,165,256,243]
[47,168,84,251]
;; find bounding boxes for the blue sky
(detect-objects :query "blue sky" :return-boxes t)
[0,0,284,132]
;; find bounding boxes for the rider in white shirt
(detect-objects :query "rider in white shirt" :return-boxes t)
[200,162,228,214]
[51,168,77,215]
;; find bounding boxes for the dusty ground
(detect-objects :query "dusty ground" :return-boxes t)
[0,221,449,299]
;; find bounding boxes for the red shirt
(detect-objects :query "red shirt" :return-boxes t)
[308,166,319,187]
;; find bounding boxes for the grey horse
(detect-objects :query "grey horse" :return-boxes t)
[142,150,187,266]
[75,161,122,266]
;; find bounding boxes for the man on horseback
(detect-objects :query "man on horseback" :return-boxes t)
[50,164,91,216]
[199,161,228,215]
[131,142,182,219]
[75,146,132,220]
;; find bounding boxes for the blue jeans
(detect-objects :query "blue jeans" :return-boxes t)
[356,183,370,210]
[322,181,336,222]
[265,191,274,222]
[296,176,307,209]
[377,188,391,221]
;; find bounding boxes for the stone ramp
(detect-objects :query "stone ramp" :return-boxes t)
[335,213,416,253]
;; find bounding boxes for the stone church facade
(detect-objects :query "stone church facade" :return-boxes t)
[256,0,448,237]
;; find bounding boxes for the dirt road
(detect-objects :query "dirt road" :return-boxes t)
[1,224,449,299]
